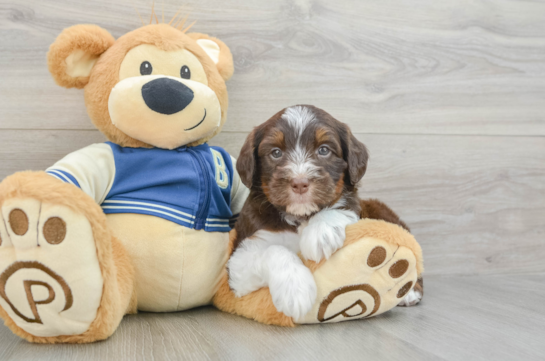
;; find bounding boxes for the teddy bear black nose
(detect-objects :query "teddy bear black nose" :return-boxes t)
[141,77,194,115]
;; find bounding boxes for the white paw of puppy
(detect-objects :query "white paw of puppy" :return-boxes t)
[299,209,358,262]
[266,246,317,320]
[227,241,268,298]
[397,287,422,307]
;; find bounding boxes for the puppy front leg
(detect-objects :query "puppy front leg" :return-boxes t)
[299,209,359,262]
[227,230,317,319]
[227,236,270,298]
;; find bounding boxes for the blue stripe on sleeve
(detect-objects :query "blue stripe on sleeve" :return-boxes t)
[46,169,81,188]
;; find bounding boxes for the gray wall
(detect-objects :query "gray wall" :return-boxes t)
[1,0,544,276]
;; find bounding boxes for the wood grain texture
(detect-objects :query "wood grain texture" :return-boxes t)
[212,131,545,276]
[0,0,544,134]
[1,274,544,361]
[0,0,544,357]
[0,130,542,276]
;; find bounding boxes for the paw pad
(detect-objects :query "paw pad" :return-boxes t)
[0,199,104,336]
[310,241,416,323]
[367,246,386,267]
[389,260,409,278]
[396,281,413,299]
[43,217,67,245]
[9,209,29,236]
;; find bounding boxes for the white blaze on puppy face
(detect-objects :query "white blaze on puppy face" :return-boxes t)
[280,106,322,215]
[284,147,322,179]
[281,106,322,177]
[282,106,316,137]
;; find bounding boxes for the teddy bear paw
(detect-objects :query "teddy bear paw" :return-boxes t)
[0,198,103,337]
[296,234,419,324]
[397,277,423,307]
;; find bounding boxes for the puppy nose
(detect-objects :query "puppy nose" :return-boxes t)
[291,178,309,194]
[141,77,194,115]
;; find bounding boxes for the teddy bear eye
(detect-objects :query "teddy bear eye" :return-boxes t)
[180,65,191,79]
[140,61,152,75]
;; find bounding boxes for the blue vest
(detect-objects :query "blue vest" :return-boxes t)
[100,142,235,232]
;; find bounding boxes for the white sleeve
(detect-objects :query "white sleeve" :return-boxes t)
[230,155,249,216]
[46,143,116,204]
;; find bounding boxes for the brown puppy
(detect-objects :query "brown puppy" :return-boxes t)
[236,105,366,252]
[228,105,421,319]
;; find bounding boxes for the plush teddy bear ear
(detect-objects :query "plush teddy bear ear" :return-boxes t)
[187,33,234,81]
[47,24,115,89]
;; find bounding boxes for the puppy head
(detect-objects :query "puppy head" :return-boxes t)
[237,105,368,217]
[47,23,233,149]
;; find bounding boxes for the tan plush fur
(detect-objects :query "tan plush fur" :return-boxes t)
[0,172,135,343]
[48,25,115,89]
[48,24,232,148]
[187,33,234,81]
[302,219,424,276]
[213,230,295,327]
[2,22,235,343]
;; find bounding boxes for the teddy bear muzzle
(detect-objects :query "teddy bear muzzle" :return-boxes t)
[108,75,221,149]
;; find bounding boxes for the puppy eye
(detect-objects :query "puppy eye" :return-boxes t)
[318,146,330,156]
[180,65,191,79]
[271,148,283,159]
[140,61,153,75]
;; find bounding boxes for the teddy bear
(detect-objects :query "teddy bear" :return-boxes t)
[0,19,423,343]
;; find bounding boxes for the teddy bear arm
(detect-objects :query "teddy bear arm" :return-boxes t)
[45,143,115,204]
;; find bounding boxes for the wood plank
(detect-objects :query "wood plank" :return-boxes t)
[0,274,543,360]
[0,0,544,134]
[0,129,543,276]
[211,131,545,276]
[0,0,543,358]
[0,130,106,176]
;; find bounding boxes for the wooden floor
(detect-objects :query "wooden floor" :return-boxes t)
[0,0,543,277]
[0,0,544,359]
[1,274,544,361]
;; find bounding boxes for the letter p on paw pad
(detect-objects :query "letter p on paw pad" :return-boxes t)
[0,199,104,337]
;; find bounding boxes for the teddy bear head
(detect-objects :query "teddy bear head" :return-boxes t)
[47,23,234,149]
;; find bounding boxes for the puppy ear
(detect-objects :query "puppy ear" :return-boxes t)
[343,126,369,185]
[47,24,115,89]
[188,33,234,81]
[236,129,259,189]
